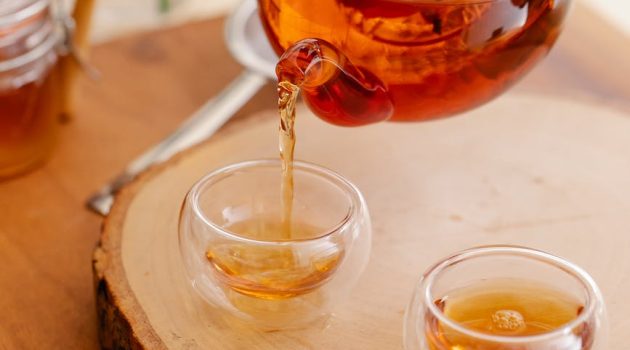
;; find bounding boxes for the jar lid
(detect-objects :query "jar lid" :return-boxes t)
[0,0,56,72]
[0,0,48,28]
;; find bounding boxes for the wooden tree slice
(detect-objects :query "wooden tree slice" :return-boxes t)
[94,94,630,349]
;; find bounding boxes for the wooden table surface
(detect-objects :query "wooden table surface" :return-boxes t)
[0,3,628,349]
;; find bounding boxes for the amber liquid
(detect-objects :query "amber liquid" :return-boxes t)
[426,279,593,349]
[0,65,59,178]
[206,218,343,299]
[278,81,300,238]
[260,0,568,123]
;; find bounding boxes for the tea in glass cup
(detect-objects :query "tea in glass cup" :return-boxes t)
[404,246,607,350]
[178,159,371,330]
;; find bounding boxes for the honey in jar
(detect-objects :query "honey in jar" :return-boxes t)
[0,0,61,179]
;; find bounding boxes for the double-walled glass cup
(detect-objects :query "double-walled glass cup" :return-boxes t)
[178,159,371,330]
[404,246,607,350]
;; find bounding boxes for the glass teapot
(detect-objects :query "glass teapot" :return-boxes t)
[258,0,570,126]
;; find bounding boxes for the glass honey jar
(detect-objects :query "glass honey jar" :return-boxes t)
[0,0,61,179]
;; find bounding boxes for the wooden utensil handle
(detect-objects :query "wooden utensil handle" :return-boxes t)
[60,0,96,121]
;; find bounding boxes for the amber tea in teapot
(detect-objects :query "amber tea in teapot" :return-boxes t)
[262,0,569,125]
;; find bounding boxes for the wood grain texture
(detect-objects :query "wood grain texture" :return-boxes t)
[98,95,630,349]
[0,2,628,349]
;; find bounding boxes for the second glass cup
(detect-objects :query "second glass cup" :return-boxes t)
[178,159,371,330]
[404,246,607,350]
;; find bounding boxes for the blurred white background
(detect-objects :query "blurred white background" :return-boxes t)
[90,0,630,43]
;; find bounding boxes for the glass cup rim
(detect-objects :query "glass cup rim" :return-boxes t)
[187,158,364,245]
[421,245,602,343]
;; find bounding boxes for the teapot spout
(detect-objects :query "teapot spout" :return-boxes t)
[276,38,394,126]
